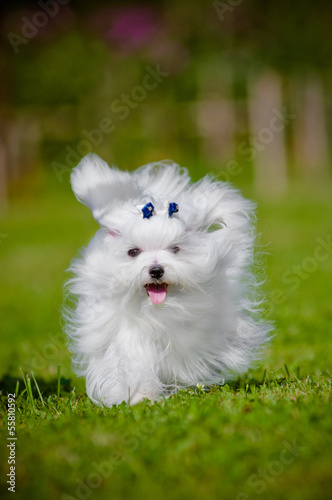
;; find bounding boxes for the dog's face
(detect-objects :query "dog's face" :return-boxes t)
[70,154,255,308]
[101,210,211,306]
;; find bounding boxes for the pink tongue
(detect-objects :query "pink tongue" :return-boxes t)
[147,284,167,304]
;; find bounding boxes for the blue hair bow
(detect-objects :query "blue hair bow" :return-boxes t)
[168,203,179,217]
[140,202,179,219]
[141,202,155,219]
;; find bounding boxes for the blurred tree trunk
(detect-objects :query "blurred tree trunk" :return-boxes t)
[293,75,329,181]
[248,72,288,196]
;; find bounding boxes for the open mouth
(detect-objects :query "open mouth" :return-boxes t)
[144,283,168,305]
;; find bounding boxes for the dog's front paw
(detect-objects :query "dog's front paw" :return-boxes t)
[129,389,160,405]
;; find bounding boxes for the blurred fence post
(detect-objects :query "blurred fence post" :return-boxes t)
[196,99,235,166]
[0,114,11,210]
[0,132,8,210]
[248,71,288,196]
[0,112,42,209]
[293,74,330,181]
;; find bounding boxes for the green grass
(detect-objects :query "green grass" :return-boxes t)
[0,175,332,500]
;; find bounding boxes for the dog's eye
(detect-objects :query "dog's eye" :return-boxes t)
[128,248,141,258]
[171,246,180,254]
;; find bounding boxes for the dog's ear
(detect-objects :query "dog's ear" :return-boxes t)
[71,154,139,227]
[186,177,256,234]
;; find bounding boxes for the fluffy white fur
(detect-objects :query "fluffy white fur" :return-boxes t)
[64,153,271,407]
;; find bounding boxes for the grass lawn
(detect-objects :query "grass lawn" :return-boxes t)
[0,172,331,500]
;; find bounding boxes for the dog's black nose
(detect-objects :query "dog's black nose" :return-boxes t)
[149,265,164,280]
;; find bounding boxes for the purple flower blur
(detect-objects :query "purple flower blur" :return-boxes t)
[105,6,160,51]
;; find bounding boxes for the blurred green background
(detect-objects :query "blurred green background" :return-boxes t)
[0,1,332,499]
[1,0,332,198]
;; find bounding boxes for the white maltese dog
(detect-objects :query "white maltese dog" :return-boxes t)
[64,153,270,406]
